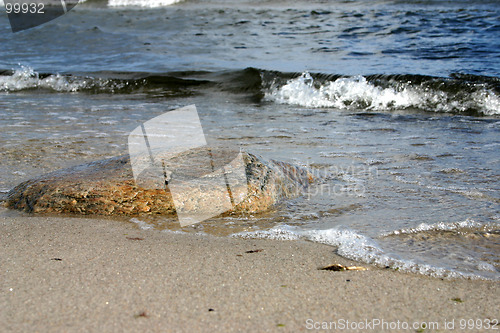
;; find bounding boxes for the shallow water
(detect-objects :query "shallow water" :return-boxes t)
[0,0,499,279]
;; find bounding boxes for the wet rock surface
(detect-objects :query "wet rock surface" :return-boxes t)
[6,148,314,217]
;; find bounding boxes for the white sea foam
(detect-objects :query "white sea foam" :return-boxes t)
[108,0,181,8]
[265,72,500,115]
[383,219,497,236]
[232,224,489,279]
[233,224,301,241]
[473,89,500,116]
[0,67,86,92]
[0,66,121,92]
[266,73,420,109]
[129,217,154,230]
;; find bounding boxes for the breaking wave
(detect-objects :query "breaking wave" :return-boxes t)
[107,0,182,8]
[0,66,126,92]
[383,219,499,236]
[0,66,209,95]
[1,66,499,115]
[0,67,113,92]
[264,72,500,116]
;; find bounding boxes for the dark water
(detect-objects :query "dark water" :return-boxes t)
[0,0,499,279]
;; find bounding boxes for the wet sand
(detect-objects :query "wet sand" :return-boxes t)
[1,209,498,332]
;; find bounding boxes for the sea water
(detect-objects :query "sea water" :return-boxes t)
[0,0,498,280]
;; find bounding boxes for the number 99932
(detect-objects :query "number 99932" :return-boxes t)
[5,2,45,14]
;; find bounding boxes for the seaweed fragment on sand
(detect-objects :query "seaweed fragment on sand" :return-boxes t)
[319,264,368,271]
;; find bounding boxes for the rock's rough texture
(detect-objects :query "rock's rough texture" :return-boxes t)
[6,148,313,217]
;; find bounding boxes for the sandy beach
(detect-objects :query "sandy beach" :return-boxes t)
[1,0,499,331]
[1,207,498,332]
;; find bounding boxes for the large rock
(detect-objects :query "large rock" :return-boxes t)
[5,148,313,220]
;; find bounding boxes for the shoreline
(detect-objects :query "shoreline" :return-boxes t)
[1,211,498,332]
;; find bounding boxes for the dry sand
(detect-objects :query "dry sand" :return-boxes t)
[1,207,498,332]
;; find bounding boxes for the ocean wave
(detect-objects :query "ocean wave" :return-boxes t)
[0,66,125,92]
[0,66,209,95]
[107,0,181,7]
[2,66,499,115]
[231,224,494,280]
[264,72,500,116]
[382,219,499,236]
